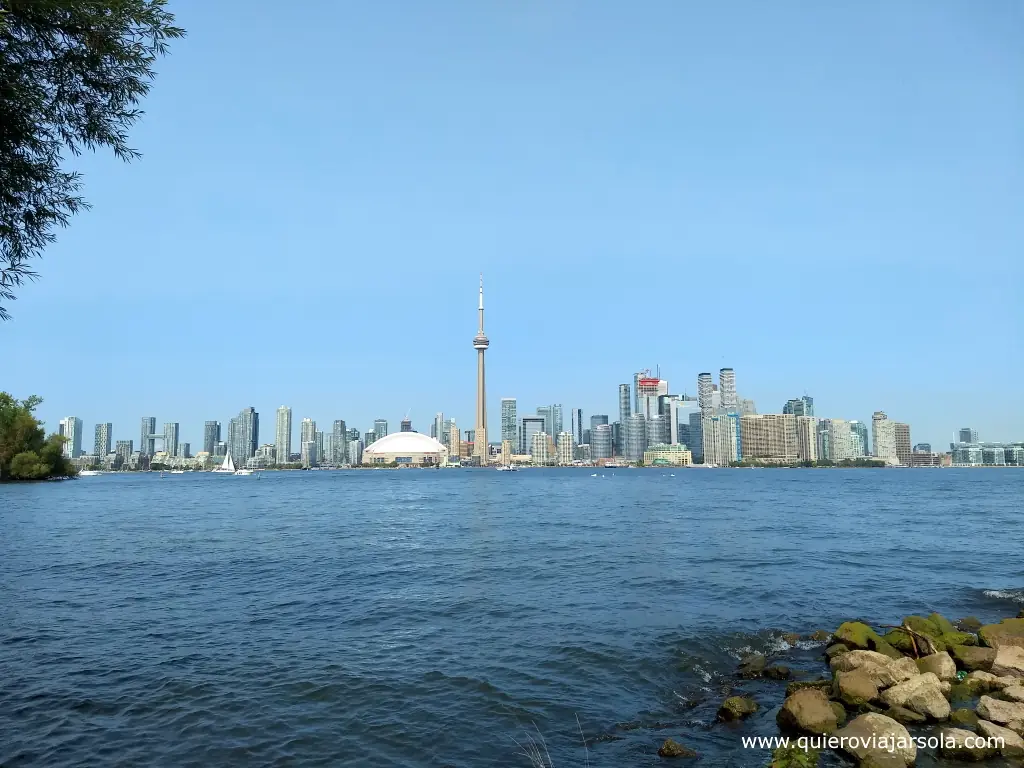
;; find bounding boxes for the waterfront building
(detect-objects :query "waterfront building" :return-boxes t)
[180,442,191,459]
[301,440,317,468]
[400,418,412,433]
[432,412,444,442]
[332,420,348,464]
[646,414,668,446]
[665,397,700,445]
[697,373,714,415]
[556,432,574,465]
[347,427,360,443]
[530,431,551,465]
[914,443,932,453]
[618,384,631,426]
[275,407,292,466]
[215,441,226,457]
[624,413,648,461]
[688,411,704,462]
[373,419,388,441]
[894,422,912,466]
[782,399,808,416]
[849,420,869,457]
[321,433,331,464]
[643,444,693,466]
[115,439,133,462]
[958,427,979,444]
[719,368,737,410]
[571,408,583,447]
[94,422,112,459]
[739,414,796,463]
[500,399,517,446]
[227,419,238,459]
[203,421,221,456]
[472,274,489,465]
[363,432,447,466]
[162,422,179,458]
[300,418,316,448]
[58,417,83,458]
[577,444,592,463]
[590,414,609,431]
[872,411,899,465]
[795,416,817,462]
[704,413,741,465]
[591,424,613,460]
[447,423,460,458]
[826,419,853,461]
[140,416,156,456]
[315,431,325,464]
[910,450,941,467]
[255,444,276,462]
[500,439,513,465]
[348,439,363,466]
[235,407,259,464]
[519,416,544,455]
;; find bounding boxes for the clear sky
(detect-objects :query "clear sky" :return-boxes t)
[4,0,1022,450]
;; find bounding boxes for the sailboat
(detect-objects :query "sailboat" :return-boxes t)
[212,452,236,474]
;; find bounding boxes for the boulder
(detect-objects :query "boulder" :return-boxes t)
[833,622,886,652]
[825,644,849,661]
[830,701,847,728]
[808,629,830,642]
[777,688,839,735]
[834,669,880,709]
[940,680,952,696]
[930,613,957,634]
[991,645,1024,678]
[979,618,1024,649]
[904,615,943,639]
[942,631,977,648]
[950,645,996,672]
[768,744,819,768]
[717,695,759,721]
[830,651,917,688]
[786,679,832,698]
[977,695,1024,725]
[657,738,696,758]
[916,651,957,681]
[738,653,766,678]
[880,672,951,720]
[885,705,926,725]
[782,632,801,646]
[873,640,904,660]
[1003,684,1024,702]
[1009,720,1024,737]
[950,708,980,730]
[976,719,1024,758]
[940,727,994,760]
[966,670,1015,690]
[764,665,792,680]
[835,713,916,766]
[959,616,983,633]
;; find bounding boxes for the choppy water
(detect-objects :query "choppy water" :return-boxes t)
[2,468,1022,767]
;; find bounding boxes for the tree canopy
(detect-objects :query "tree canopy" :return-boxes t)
[0,0,184,319]
[0,392,77,480]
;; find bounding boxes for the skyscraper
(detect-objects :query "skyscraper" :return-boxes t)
[591,424,613,460]
[958,428,978,444]
[849,421,869,457]
[624,413,647,461]
[115,440,134,463]
[801,395,814,417]
[236,407,259,465]
[300,418,316,447]
[782,399,808,416]
[227,418,237,459]
[180,442,191,459]
[618,383,632,424]
[472,274,489,464]
[719,368,737,409]
[571,408,583,446]
[140,417,156,456]
[203,421,221,456]
[315,431,324,463]
[646,414,668,446]
[58,417,83,458]
[432,412,444,442]
[500,399,517,446]
[872,411,898,465]
[556,432,574,465]
[332,420,348,464]
[163,422,179,457]
[520,416,545,455]
[894,422,912,466]
[400,417,412,432]
[590,414,609,431]
[536,405,563,439]
[697,373,714,415]
[93,422,112,458]
[374,419,388,441]
[276,406,292,465]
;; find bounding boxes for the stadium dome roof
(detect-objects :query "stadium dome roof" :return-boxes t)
[363,432,447,455]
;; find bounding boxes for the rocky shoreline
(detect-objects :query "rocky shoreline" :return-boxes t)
[658,611,1024,766]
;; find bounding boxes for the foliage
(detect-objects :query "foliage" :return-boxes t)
[0,0,184,319]
[0,392,76,480]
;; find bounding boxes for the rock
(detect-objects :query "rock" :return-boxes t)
[830,650,917,688]
[951,708,980,730]
[769,744,819,768]
[835,669,880,709]
[916,651,958,681]
[959,616,984,633]
[782,632,800,646]
[764,665,792,680]
[1003,684,1024,702]
[833,622,886,652]
[835,713,916,766]
[965,670,1015,691]
[905,614,943,639]
[991,645,1024,678]
[1009,720,1024,737]
[979,618,1024,649]
[832,649,892,671]
[940,727,994,760]
[657,738,696,758]
[940,680,952,696]
[809,630,830,642]
[977,719,1024,758]
[873,640,904,660]
[883,629,916,655]
[885,705,927,724]
[858,754,907,768]
[830,701,847,727]
[825,644,849,661]
[930,613,958,635]
[777,688,839,735]
[942,631,977,648]
[950,644,996,672]
[786,679,832,698]
[738,653,766,678]
[977,695,1024,725]
[880,672,951,720]
[717,695,759,721]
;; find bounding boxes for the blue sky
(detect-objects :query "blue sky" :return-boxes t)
[4,0,1022,449]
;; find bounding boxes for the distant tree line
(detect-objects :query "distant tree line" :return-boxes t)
[729,458,886,468]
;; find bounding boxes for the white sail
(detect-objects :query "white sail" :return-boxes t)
[212,452,236,473]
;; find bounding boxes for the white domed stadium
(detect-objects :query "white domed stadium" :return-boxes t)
[362,432,448,467]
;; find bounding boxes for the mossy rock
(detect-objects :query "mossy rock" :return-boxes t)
[825,644,849,661]
[903,615,943,639]
[873,639,904,660]
[658,738,697,758]
[959,616,983,632]
[829,701,847,728]
[717,695,759,721]
[948,679,988,700]
[942,631,976,648]
[782,632,800,646]
[950,708,980,730]
[950,644,996,671]
[786,679,833,698]
[737,653,766,678]
[764,665,792,680]
[979,618,1024,649]
[929,612,957,636]
[769,744,820,768]
[808,630,830,642]
[833,621,885,651]
[883,629,916,654]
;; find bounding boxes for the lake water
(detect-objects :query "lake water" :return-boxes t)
[1,468,1022,767]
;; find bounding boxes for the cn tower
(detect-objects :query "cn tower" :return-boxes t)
[473,274,489,465]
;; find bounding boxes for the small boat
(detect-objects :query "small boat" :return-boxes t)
[496,465,517,472]
[78,470,101,477]
[170,470,185,474]
[212,452,236,474]
[590,473,598,477]
[234,468,253,476]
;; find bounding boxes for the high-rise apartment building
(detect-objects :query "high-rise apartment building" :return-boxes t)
[536,405,563,439]
[374,419,388,441]
[315,431,324,463]
[140,417,156,456]
[849,421,869,457]
[301,440,318,468]
[556,432,574,465]
[276,406,292,465]
[521,416,546,456]
[332,420,348,464]
[958,428,978,444]
[115,440,134,463]
[624,413,648,461]
[180,443,191,459]
[93,422,112,458]
[432,412,444,442]
[227,418,238,458]
[235,407,259,465]
[300,418,316,448]
[795,416,817,462]
[58,417,83,458]
[872,411,898,465]
[163,422,179,458]
[703,413,741,465]
[739,414,795,463]
[719,368,737,410]
[591,424,613,460]
[531,432,551,464]
[571,408,583,446]
[203,421,221,456]
[400,418,412,433]
[894,422,911,466]
[348,439,363,465]
[646,414,668,446]
[697,373,714,415]
[447,423,460,458]
[590,414,609,431]
[500,398,517,445]
[782,399,807,416]
[824,418,853,461]
[618,384,632,424]
[688,412,704,462]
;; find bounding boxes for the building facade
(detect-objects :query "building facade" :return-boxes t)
[591,424,613,460]
[624,413,648,461]
[872,411,899,465]
[643,444,693,466]
[203,421,221,456]
[697,373,714,415]
[374,419,388,442]
[795,415,817,462]
[163,422,179,458]
[94,422,112,459]
[500,398,517,446]
[521,416,545,456]
[58,417,83,458]
[275,406,292,465]
[140,416,156,456]
[719,368,737,410]
[556,432,574,465]
[739,414,795,463]
[332,420,348,464]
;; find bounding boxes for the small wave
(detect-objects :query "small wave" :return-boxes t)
[983,589,1024,603]
[794,639,826,650]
